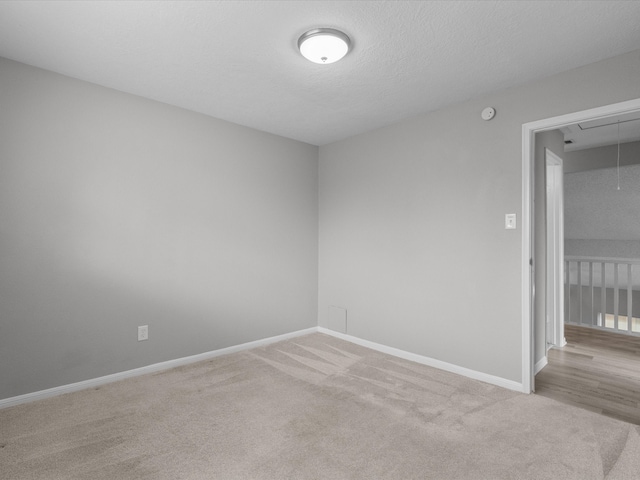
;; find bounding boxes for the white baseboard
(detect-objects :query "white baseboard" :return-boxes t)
[2,326,528,409]
[0,327,317,410]
[318,327,524,393]
[534,356,548,375]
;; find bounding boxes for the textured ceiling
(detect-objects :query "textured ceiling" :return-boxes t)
[0,1,639,146]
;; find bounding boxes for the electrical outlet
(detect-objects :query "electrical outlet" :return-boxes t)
[138,325,149,342]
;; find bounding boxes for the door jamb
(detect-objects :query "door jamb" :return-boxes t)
[545,149,566,352]
[521,98,640,394]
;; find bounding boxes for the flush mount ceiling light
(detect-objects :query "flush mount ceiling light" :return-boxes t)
[298,28,351,64]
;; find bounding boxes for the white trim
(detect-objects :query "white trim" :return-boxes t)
[534,356,548,376]
[545,149,565,351]
[521,98,640,394]
[522,120,534,394]
[3,325,531,409]
[319,327,523,392]
[565,255,640,264]
[0,327,317,409]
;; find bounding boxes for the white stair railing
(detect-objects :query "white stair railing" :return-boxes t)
[565,256,640,335]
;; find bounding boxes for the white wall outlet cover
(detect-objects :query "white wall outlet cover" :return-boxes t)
[481,107,496,121]
[138,325,149,341]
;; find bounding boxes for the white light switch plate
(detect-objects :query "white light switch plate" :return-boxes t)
[505,213,517,230]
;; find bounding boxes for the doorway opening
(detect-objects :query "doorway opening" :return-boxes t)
[521,98,640,394]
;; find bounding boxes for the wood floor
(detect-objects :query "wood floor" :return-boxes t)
[535,324,640,425]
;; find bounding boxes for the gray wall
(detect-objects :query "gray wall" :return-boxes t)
[533,131,564,365]
[0,57,319,400]
[318,49,640,384]
[4,47,640,399]
[564,140,640,173]
[565,240,640,258]
[564,163,640,259]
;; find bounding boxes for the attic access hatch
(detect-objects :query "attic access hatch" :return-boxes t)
[561,111,640,152]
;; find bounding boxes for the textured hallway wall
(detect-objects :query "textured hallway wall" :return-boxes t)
[564,163,640,259]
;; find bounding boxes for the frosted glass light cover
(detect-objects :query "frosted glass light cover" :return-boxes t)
[298,29,350,64]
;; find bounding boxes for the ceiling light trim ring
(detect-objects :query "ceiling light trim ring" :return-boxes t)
[298,28,351,64]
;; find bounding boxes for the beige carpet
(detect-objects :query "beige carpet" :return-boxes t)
[1,332,639,479]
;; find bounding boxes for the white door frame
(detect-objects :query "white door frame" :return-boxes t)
[521,98,640,394]
[545,149,566,351]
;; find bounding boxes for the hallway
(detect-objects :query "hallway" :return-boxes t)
[535,324,640,425]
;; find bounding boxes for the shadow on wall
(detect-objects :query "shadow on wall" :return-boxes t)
[0,231,260,399]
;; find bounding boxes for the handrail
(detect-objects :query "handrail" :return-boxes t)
[565,255,640,265]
